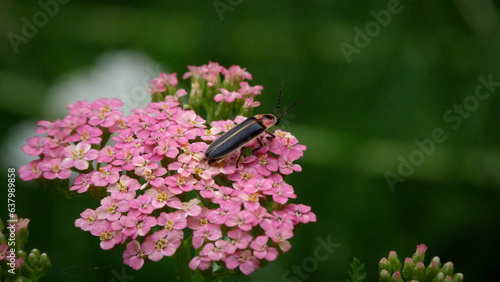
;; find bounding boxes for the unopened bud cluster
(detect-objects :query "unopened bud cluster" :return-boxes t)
[0,216,51,281]
[378,244,463,282]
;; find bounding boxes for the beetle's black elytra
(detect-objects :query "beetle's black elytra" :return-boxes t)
[205,84,302,163]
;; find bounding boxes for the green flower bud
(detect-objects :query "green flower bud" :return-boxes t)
[433,272,445,282]
[166,84,177,97]
[392,271,403,282]
[269,201,282,212]
[426,260,440,280]
[440,262,454,276]
[379,257,392,273]
[17,250,27,259]
[452,273,464,282]
[187,82,203,111]
[412,244,427,263]
[238,99,254,117]
[221,79,238,92]
[379,269,392,282]
[444,275,454,282]
[16,228,29,250]
[402,257,415,281]
[430,256,442,269]
[388,251,402,272]
[412,261,425,281]
[151,91,163,102]
[215,100,234,120]
[205,83,218,101]
[28,248,41,266]
[40,253,52,269]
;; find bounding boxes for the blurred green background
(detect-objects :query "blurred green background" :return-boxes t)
[1,0,500,281]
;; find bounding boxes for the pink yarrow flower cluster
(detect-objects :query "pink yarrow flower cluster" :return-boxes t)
[19,99,120,183]
[20,64,315,276]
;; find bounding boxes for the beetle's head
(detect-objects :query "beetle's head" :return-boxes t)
[255,114,278,129]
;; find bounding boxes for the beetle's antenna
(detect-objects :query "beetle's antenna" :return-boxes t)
[276,100,303,125]
[276,82,284,117]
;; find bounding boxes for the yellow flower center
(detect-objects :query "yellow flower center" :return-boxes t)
[241,172,254,181]
[177,175,185,187]
[118,119,125,128]
[165,219,174,231]
[107,203,118,213]
[99,168,110,177]
[195,166,204,175]
[118,182,128,193]
[181,202,190,212]
[156,238,168,250]
[87,215,96,224]
[259,155,268,166]
[286,137,293,149]
[249,193,259,203]
[156,192,168,202]
[100,230,112,240]
[82,132,89,141]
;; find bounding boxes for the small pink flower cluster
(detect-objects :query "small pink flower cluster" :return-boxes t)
[18,98,123,182]
[0,244,22,268]
[182,62,263,111]
[0,216,30,271]
[19,64,315,275]
[183,62,253,86]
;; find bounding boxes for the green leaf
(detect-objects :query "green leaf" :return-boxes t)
[347,257,367,282]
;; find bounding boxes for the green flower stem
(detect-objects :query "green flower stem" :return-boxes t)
[175,238,194,282]
[151,92,163,102]
[99,128,112,149]
[88,186,107,202]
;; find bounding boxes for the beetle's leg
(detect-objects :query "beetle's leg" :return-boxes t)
[265,130,276,141]
[209,157,223,166]
[236,147,245,169]
[252,137,266,155]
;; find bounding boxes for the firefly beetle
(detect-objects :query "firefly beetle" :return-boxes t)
[205,83,303,163]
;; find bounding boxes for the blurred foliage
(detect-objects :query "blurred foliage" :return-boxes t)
[347,258,366,282]
[1,0,500,281]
